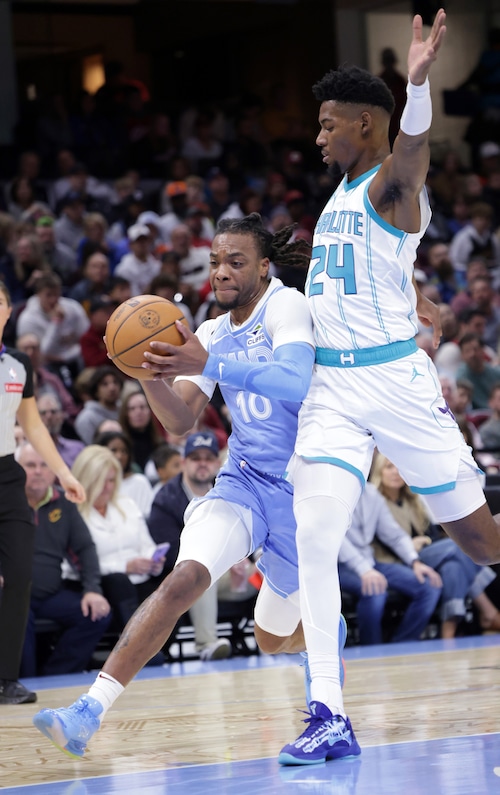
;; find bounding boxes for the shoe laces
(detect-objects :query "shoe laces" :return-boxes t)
[298,708,345,740]
[71,697,99,721]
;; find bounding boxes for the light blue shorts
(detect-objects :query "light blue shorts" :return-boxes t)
[183,455,298,598]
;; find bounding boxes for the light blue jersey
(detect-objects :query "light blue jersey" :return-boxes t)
[191,277,313,476]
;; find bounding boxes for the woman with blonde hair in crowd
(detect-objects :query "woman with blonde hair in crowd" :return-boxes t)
[71,445,166,663]
[370,452,500,637]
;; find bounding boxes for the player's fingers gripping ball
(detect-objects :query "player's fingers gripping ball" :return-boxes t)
[105,295,189,380]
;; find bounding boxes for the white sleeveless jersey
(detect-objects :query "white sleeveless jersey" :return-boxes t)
[306,164,431,350]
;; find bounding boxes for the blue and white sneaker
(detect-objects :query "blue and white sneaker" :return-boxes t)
[278,701,361,766]
[300,613,347,707]
[33,695,103,758]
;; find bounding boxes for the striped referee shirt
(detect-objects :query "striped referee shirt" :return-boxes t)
[0,345,34,457]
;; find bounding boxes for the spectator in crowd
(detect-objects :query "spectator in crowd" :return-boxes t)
[34,216,78,287]
[71,445,166,663]
[54,162,113,218]
[68,250,112,314]
[53,191,87,252]
[15,332,80,423]
[16,273,90,387]
[479,383,500,452]
[205,167,231,222]
[433,302,462,377]
[457,306,498,363]
[467,275,500,352]
[218,186,263,223]
[338,482,442,645]
[6,177,45,222]
[428,149,467,214]
[147,431,232,660]
[37,392,84,470]
[168,224,210,307]
[136,211,164,256]
[18,443,111,677]
[159,181,190,243]
[449,202,500,289]
[10,233,52,304]
[185,204,214,248]
[114,223,160,297]
[76,213,127,272]
[117,388,165,473]
[149,443,183,495]
[370,453,500,638]
[74,366,123,445]
[283,190,316,236]
[80,297,117,369]
[4,150,48,209]
[426,241,461,304]
[450,256,490,315]
[181,111,223,177]
[107,275,132,307]
[457,333,500,408]
[378,47,407,148]
[94,430,154,520]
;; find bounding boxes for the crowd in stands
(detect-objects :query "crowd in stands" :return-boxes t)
[3,55,500,678]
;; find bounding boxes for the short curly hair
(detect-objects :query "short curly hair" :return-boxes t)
[313,64,396,116]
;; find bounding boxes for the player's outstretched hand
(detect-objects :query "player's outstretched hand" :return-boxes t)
[408,7,446,86]
[141,320,209,378]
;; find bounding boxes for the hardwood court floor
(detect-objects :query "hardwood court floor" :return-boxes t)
[1,635,500,795]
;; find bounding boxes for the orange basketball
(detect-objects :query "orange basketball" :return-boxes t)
[105,295,189,380]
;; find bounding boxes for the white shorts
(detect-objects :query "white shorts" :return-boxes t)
[294,347,485,521]
[177,499,253,585]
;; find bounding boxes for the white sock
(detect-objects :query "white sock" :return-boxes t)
[87,671,125,719]
[309,654,346,717]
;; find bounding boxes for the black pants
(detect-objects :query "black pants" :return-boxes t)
[0,456,36,680]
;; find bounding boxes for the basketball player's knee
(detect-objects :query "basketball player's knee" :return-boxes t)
[254,624,288,654]
[159,560,211,610]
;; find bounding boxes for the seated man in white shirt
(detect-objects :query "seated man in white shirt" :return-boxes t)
[338,483,442,645]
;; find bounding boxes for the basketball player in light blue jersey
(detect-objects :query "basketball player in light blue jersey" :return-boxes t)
[32,214,347,760]
[280,8,500,766]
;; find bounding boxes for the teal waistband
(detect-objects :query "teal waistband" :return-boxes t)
[315,338,418,367]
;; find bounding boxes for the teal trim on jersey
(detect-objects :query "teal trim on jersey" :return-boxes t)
[365,209,391,344]
[344,164,381,192]
[302,455,366,486]
[315,338,417,367]
[363,190,405,238]
[410,482,456,495]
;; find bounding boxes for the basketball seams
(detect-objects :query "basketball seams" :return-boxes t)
[108,297,175,342]
[105,295,187,379]
[110,318,186,359]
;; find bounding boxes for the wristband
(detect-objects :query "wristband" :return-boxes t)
[400,77,432,137]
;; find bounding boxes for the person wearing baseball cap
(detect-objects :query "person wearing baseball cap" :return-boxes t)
[147,430,232,661]
[114,224,160,297]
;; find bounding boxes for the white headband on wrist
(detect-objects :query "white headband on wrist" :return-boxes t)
[400,77,432,136]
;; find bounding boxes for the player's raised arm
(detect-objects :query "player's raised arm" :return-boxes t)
[388,9,447,189]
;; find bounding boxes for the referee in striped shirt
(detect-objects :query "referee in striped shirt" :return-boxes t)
[0,280,85,705]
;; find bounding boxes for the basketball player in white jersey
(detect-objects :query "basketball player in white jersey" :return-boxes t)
[33,214,351,760]
[279,9,500,766]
